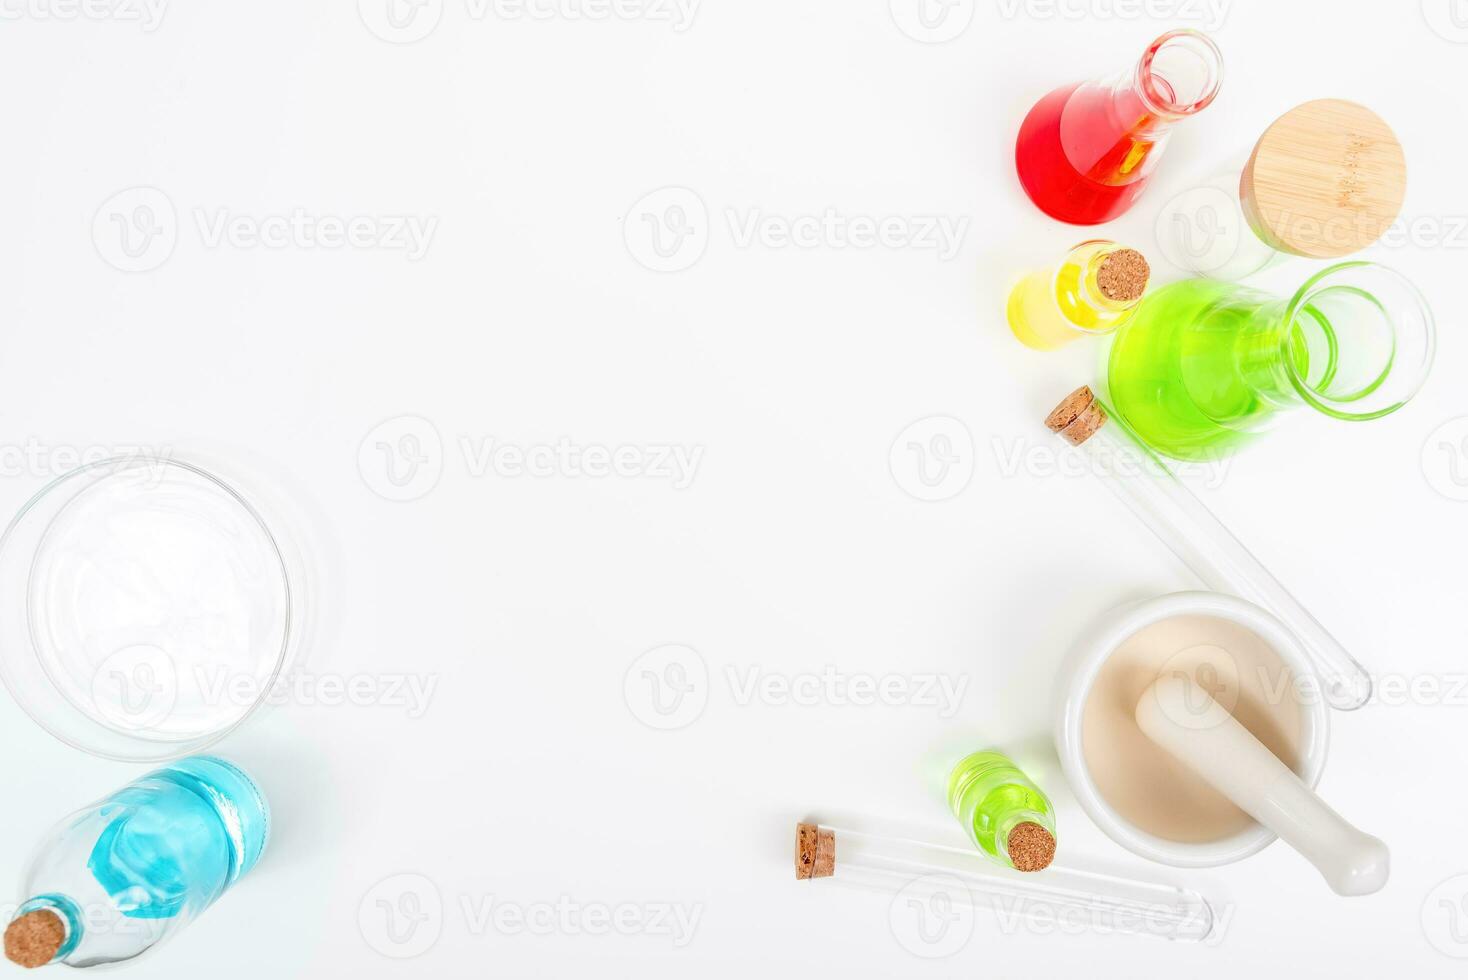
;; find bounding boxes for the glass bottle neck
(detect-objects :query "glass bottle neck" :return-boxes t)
[16,895,84,964]
[1230,300,1307,413]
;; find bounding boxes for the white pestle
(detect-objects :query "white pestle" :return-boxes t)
[1135,674,1388,896]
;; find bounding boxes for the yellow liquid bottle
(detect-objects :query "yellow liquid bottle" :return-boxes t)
[1008,241,1150,350]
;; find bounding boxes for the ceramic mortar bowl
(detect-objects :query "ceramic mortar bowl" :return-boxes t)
[1053,591,1330,868]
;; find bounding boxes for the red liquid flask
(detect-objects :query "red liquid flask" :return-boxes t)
[1016,30,1223,225]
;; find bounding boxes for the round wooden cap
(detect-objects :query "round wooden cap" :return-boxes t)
[1240,99,1406,259]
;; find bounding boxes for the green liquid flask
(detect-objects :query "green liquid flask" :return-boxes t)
[1106,261,1435,461]
[947,751,1056,872]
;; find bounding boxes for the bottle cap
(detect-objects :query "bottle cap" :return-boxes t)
[1240,99,1406,259]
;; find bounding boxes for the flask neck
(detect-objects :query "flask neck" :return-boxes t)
[1061,30,1221,186]
[1119,29,1223,134]
[8,895,85,967]
[1239,264,1436,422]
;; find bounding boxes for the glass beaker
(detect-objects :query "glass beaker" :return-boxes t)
[1106,261,1436,461]
[1016,29,1223,225]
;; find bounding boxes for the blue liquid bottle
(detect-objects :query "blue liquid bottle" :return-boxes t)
[4,757,268,969]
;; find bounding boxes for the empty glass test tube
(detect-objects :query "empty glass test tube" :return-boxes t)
[1043,386,1371,710]
[794,822,1216,942]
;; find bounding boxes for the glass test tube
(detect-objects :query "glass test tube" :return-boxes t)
[1044,386,1372,710]
[795,823,1216,943]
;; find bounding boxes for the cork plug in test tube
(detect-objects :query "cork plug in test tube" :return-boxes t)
[1044,386,1372,710]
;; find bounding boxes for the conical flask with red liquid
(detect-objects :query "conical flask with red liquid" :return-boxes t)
[1016,30,1223,225]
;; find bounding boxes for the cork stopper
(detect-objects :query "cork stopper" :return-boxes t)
[1240,99,1406,259]
[795,822,836,879]
[1044,385,1109,446]
[1095,248,1150,303]
[4,911,64,969]
[1006,822,1056,872]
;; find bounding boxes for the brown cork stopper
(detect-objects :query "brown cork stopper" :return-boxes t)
[795,822,835,879]
[1044,385,1109,446]
[1006,822,1056,873]
[1095,248,1150,303]
[5,911,64,969]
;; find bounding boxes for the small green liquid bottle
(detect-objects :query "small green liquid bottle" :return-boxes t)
[947,751,1057,872]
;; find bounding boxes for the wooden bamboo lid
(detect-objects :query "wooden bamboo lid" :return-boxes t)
[1239,99,1406,259]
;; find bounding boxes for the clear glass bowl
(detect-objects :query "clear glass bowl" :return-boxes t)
[0,457,294,761]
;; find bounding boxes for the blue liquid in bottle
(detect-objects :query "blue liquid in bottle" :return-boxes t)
[5,757,269,969]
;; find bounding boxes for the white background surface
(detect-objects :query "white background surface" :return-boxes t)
[0,0,1465,975]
